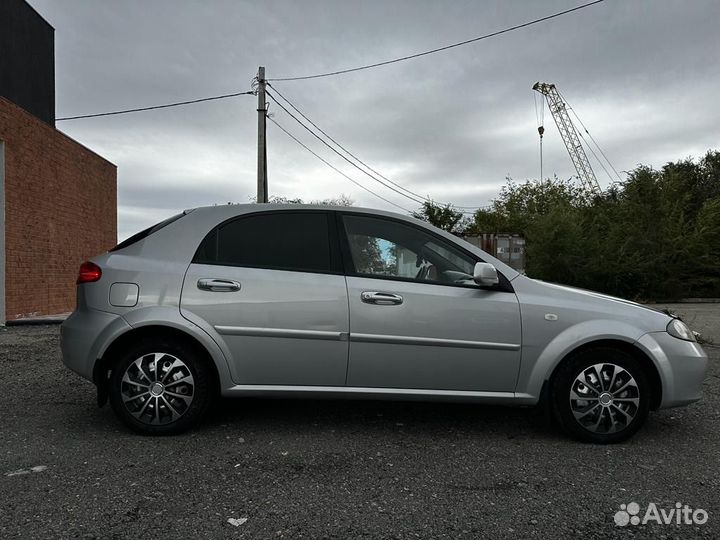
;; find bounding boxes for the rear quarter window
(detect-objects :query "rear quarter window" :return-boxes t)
[111,212,188,252]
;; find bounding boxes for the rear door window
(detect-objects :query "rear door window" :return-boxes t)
[194,211,338,273]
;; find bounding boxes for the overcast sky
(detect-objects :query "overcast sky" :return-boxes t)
[29,0,720,240]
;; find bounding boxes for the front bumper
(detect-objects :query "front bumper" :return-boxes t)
[60,309,130,381]
[636,331,709,408]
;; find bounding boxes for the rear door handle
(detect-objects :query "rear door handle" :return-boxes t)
[361,291,403,305]
[197,278,241,292]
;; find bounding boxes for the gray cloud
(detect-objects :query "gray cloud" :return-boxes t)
[30,0,720,239]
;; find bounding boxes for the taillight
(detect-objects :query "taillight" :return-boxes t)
[77,261,102,284]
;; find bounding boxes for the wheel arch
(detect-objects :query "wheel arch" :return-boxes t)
[544,339,663,410]
[94,324,223,406]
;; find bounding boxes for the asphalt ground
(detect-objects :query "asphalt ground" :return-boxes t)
[1,304,718,539]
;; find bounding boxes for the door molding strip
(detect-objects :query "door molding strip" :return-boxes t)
[215,326,348,341]
[215,326,519,351]
[350,333,520,350]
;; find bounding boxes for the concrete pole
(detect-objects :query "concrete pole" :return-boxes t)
[256,66,268,203]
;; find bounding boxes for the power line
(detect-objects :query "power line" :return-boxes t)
[267,83,483,210]
[267,89,483,214]
[56,91,255,121]
[266,88,427,206]
[268,116,412,212]
[266,87,482,214]
[268,83,424,202]
[268,0,606,82]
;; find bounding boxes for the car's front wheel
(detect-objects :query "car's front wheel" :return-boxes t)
[108,338,213,435]
[550,347,651,444]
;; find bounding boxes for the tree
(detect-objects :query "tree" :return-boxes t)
[312,195,354,207]
[260,194,354,206]
[348,234,388,274]
[464,151,720,300]
[412,201,468,235]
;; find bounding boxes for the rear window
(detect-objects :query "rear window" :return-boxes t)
[194,212,334,273]
[110,212,188,252]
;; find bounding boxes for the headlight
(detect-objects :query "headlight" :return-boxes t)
[667,319,696,342]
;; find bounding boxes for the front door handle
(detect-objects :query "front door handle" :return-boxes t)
[197,278,241,292]
[361,291,403,305]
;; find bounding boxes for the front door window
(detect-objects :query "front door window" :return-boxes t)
[343,214,477,286]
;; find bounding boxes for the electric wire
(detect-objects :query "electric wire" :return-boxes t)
[268,116,412,212]
[266,89,429,206]
[268,82,427,204]
[56,91,255,121]
[268,83,483,210]
[268,0,605,82]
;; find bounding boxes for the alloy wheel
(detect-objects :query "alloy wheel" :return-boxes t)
[569,363,640,434]
[120,352,195,425]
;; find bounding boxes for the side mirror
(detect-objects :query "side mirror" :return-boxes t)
[473,262,499,286]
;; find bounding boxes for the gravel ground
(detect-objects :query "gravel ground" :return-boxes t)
[1,304,718,539]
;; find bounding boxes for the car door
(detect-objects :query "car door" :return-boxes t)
[340,213,522,393]
[180,210,349,386]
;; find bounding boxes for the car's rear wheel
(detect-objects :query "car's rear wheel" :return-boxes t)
[108,338,213,435]
[550,347,651,444]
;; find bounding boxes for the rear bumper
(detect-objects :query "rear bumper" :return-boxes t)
[60,309,130,381]
[636,331,709,408]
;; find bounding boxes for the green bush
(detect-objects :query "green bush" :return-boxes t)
[466,151,720,301]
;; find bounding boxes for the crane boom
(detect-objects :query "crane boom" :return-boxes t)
[532,82,601,193]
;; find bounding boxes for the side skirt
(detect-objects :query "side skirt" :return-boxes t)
[222,385,538,405]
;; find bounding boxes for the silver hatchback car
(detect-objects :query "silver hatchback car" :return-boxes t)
[61,204,707,443]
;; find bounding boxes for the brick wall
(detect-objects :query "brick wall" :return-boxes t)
[0,97,116,320]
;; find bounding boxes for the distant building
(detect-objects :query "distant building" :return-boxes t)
[0,0,117,322]
[464,234,525,273]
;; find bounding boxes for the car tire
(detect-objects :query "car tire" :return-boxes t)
[550,347,651,444]
[108,338,213,435]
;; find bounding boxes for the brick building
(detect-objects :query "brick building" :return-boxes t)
[0,0,117,322]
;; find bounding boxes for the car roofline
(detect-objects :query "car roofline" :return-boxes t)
[185,204,519,281]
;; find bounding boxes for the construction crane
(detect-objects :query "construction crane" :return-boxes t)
[532,82,601,193]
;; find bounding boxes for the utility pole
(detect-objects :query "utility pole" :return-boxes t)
[256,66,268,203]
